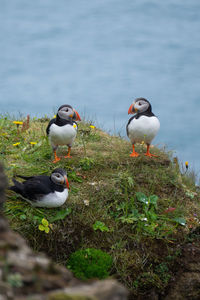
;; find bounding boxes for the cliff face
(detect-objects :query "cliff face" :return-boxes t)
[164,242,200,300]
[0,164,128,300]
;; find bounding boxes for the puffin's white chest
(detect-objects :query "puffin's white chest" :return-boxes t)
[31,189,69,208]
[49,123,77,146]
[128,116,160,144]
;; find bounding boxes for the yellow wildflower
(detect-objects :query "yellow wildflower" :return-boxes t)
[38,218,50,234]
[185,161,189,169]
[30,142,37,145]
[13,121,23,125]
[13,142,20,147]
[73,124,77,128]
[90,125,95,129]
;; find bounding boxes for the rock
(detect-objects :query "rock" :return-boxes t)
[48,294,95,300]
[48,279,128,300]
[164,243,200,300]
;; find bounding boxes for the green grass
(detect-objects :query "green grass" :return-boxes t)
[1,115,200,298]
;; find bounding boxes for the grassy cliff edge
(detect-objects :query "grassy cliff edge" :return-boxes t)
[1,116,200,298]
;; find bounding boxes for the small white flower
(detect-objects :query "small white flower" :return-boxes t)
[83,200,90,206]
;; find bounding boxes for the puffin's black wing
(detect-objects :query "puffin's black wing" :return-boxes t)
[126,116,136,137]
[23,180,53,201]
[10,179,25,195]
[16,175,35,180]
[10,177,53,201]
[46,118,56,135]
[14,174,48,181]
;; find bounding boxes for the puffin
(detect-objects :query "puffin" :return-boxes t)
[10,168,69,208]
[126,98,160,157]
[46,104,81,163]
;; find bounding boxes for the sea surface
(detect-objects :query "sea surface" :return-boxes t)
[1,0,200,178]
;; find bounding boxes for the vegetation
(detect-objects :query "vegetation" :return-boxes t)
[1,115,200,298]
[67,248,113,279]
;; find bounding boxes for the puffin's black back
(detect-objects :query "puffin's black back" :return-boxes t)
[10,175,65,201]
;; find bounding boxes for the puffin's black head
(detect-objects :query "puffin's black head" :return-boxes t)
[128,98,152,114]
[57,104,81,121]
[50,168,69,189]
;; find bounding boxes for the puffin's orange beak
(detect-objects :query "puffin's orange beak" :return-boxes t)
[64,176,69,189]
[73,110,81,121]
[128,104,133,114]
[128,103,137,114]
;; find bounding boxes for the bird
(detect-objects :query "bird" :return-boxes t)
[10,168,69,208]
[46,104,81,163]
[126,98,160,157]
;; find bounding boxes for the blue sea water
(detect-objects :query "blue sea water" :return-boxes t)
[1,0,200,176]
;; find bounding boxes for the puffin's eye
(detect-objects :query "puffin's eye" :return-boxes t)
[138,102,142,106]
[65,108,69,112]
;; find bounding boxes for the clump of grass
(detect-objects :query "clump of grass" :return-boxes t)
[79,157,95,171]
[1,116,200,298]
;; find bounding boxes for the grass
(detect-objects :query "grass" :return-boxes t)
[1,115,200,298]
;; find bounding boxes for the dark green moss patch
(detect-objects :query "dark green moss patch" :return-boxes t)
[67,248,112,280]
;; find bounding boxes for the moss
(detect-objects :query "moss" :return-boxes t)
[67,248,112,279]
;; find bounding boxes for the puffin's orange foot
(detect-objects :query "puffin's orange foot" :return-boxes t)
[145,153,158,158]
[64,155,72,159]
[130,152,139,157]
[52,157,61,163]
[145,145,158,158]
[65,147,72,159]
